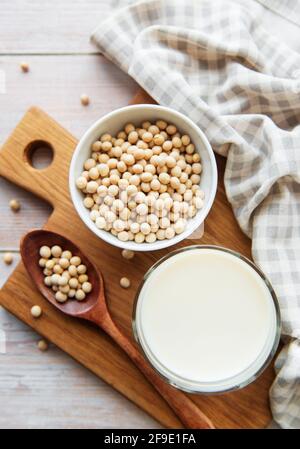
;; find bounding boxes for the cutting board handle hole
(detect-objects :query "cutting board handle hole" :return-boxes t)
[24,140,54,170]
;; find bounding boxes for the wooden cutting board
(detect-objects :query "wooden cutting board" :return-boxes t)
[0,89,276,429]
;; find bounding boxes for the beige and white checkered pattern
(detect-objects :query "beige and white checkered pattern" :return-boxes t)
[92,0,300,428]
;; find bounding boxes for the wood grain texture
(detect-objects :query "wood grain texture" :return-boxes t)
[1,0,299,56]
[0,0,295,429]
[0,96,276,428]
[0,307,159,429]
[0,52,147,429]
[0,0,111,54]
[0,55,137,145]
[0,54,137,249]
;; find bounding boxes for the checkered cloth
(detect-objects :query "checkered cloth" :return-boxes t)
[92,0,300,428]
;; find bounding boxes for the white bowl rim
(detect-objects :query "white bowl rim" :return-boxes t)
[69,104,218,252]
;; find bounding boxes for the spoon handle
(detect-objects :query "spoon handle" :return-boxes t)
[100,316,214,429]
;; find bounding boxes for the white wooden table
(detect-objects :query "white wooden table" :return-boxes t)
[0,0,298,429]
[0,0,160,429]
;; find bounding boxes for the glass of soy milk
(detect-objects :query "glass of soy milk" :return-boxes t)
[133,245,280,393]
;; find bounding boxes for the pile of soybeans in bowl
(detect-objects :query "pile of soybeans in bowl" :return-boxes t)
[75,120,204,244]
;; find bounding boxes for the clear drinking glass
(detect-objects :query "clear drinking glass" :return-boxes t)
[132,245,281,394]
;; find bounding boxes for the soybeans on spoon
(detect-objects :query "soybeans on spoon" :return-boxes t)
[20,229,214,429]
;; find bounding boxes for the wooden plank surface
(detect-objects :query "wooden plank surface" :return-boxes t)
[0,55,137,144]
[0,104,276,429]
[0,53,159,428]
[0,0,111,54]
[1,0,299,56]
[0,306,159,429]
[0,104,160,429]
[0,54,137,247]
[1,0,292,429]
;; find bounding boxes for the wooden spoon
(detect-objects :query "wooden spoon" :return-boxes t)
[20,229,214,429]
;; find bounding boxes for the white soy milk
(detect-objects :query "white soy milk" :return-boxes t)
[134,247,279,392]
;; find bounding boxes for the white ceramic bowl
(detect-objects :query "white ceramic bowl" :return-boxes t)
[69,104,218,252]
